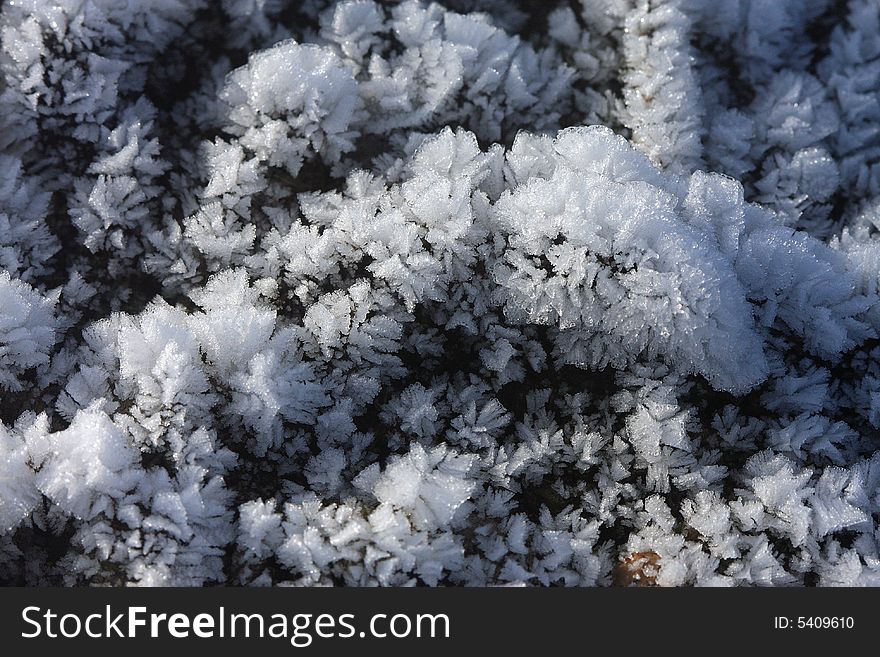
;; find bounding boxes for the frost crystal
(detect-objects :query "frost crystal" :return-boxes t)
[1,0,879,587]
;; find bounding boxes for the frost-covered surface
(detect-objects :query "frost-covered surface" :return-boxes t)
[1,0,880,587]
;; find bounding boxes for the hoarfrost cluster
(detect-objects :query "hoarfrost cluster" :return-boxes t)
[1,0,880,586]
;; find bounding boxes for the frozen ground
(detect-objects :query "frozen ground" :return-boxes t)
[1,0,879,586]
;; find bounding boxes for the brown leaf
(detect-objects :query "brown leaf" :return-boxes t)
[612,551,662,587]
